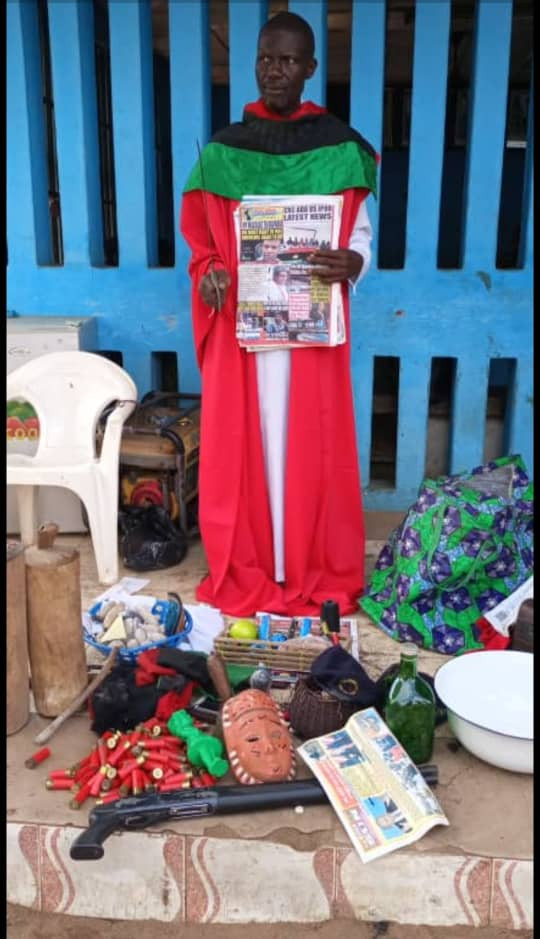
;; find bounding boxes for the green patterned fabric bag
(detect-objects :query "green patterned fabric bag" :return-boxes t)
[360,455,534,655]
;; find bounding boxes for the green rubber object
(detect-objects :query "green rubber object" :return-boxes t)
[167,710,229,778]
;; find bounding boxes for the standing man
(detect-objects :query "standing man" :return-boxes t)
[181,11,378,616]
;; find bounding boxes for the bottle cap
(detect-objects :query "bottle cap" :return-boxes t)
[401,642,418,657]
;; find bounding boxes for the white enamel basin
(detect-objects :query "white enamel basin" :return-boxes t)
[434,650,533,774]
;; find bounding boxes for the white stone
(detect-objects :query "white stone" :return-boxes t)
[190,837,330,923]
[493,859,533,929]
[41,826,182,921]
[340,851,488,927]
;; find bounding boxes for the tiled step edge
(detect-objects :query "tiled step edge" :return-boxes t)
[7,823,533,930]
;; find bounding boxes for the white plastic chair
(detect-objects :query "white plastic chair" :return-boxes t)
[7,350,137,585]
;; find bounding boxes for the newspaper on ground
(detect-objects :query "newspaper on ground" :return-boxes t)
[298,707,449,863]
[234,194,345,350]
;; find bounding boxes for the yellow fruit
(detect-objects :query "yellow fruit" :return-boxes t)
[229,619,258,640]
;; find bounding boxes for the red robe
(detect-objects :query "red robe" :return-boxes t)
[181,104,369,617]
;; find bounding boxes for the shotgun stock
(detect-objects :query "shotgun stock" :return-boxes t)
[70,780,327,860]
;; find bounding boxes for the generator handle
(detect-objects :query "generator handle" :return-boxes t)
[139,391,201,408]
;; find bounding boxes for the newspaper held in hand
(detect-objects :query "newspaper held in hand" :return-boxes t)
[234,194,345,350]
[298,707,448,864]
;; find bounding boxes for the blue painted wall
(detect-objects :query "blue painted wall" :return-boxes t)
[7,0,533,509]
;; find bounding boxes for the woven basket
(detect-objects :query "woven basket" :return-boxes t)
[214,631,351,675]
[288,677,358,739]
[83,603,193,664]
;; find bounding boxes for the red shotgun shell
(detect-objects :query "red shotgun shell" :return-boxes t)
[73,763,97,787]
[25,747,51,769]
[45,778,74,791]
[117,758,142,783]
[158,780,191,792]
[162,770,193,785]
[48,769,75,780]
[89,766,108,797]
[95,790,122,805]
[108,738,132,767]
[69,778,94,809]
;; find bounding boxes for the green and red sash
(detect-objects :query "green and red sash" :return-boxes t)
[184,99,378,200]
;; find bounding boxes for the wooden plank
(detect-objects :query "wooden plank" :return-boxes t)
[405,0,451,269]
[7,0,52,267]
[169,0,212,270]
[352,350,375,490]
[449,357,490,474]
[462,0,513,271]
[506,357,533,475]
[121,346,154,399]
[350,0,386,248]
[108,0,158,266]
[229,0,269,123]
[395,355,431,491]
[349,3,386,485]
[47,0,103,266]
[288,0,328,105]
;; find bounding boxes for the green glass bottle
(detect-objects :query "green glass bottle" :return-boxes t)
[383,643,436,764]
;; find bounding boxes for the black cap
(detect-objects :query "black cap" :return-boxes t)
[310,645,377,707]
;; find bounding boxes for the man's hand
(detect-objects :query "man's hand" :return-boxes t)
[307,249,364,284]
[199,269,231,310]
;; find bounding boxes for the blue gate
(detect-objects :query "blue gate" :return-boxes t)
[7,0,533,510]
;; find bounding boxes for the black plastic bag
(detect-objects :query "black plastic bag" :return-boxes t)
[90,661,159,734]
[118,505,188,571]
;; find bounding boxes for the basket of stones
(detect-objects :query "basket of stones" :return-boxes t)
[83,591,192,663]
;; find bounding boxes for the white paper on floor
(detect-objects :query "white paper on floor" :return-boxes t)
[179,603,225,654]
[91,577,151,606]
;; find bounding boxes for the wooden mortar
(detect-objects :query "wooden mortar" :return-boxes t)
[24,523,88,717]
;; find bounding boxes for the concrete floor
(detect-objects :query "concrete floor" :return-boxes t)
[7,514,533,929]
[7,904,533,939]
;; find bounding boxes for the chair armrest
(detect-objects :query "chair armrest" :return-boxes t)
[98,401,136,471]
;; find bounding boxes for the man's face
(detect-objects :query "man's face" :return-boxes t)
[256,28,317,116]
[261,240,281,261]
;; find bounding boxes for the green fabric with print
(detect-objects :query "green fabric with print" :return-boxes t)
[360,455,534,655]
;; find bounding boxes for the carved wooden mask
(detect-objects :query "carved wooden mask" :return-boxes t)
[222,689,296,784]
